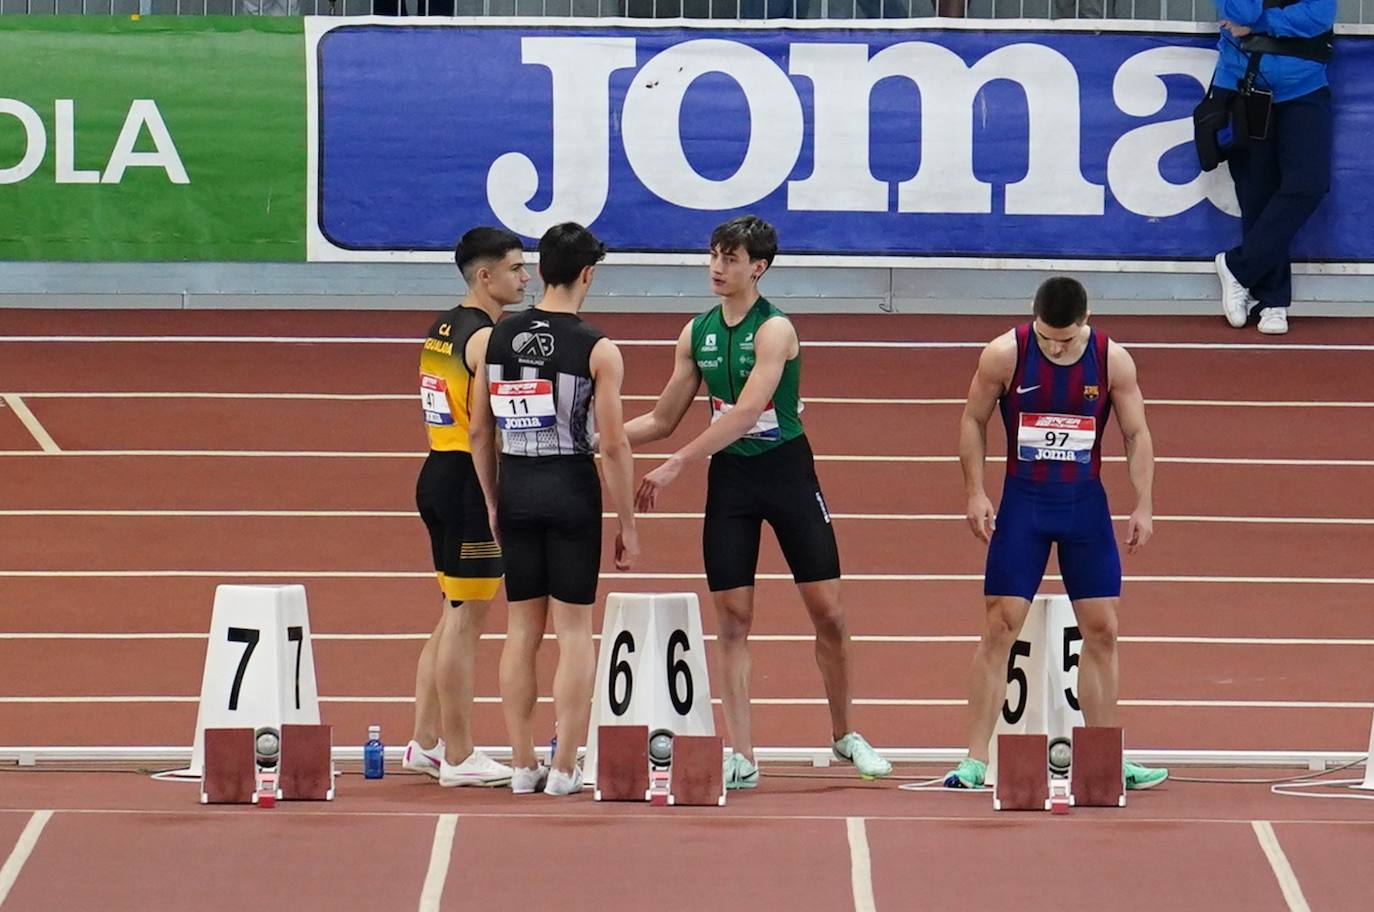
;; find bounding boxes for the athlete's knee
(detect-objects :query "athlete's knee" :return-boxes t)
[979,599,1025,654]
[1077,611,1119,652]
[449,600,489,633]
[714,596,754,643]
[808,603,846,644]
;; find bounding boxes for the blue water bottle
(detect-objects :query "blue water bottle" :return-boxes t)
[548,722,558,766]
[364,725,385,779]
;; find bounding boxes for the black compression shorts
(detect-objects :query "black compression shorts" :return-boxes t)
[497,454,602,605]
[703,435,841,592]
[416,450,502,602]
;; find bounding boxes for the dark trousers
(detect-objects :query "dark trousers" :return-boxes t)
[1225,86,1332,312]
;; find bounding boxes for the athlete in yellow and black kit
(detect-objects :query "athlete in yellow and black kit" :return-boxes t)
[401,227,527,788]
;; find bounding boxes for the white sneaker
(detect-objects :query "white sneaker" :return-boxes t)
[1215,252,1252,328]
[439,749,513,788]
[401,739,443,779]
[544,765,584,796]
[1258,307,1289,335]
[511,764,550,795]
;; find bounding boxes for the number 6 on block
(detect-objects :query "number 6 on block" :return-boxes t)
[585,593,717,787]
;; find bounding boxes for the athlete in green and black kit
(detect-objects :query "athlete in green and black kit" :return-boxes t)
[626,215,891,789]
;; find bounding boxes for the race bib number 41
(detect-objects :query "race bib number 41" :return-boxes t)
[1018,413,1096,464]
[492,379,556,431]
[421,374,453,427]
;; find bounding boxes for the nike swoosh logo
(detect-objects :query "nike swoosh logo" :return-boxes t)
[1016,385,1041,394]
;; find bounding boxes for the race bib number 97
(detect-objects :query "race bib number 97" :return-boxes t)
[1018,413,1096,464]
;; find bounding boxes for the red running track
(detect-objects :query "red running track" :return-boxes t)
[1,310,1372,911]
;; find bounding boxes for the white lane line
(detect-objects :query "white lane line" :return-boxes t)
[14,391,1374,409]
[3,335,1374,352]
[0,509,1369,527]
[4,633,1373,647]
[0,696,1367,709]
[0,396,59,454]
[0,450,1369,467]
[847,818,877,912]
[417,814,458,912]
[1251,821,1312,912]
[0,810,53,909]
[0,571,1371,585]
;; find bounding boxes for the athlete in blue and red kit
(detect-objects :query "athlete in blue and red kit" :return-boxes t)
[944,277,1168,791]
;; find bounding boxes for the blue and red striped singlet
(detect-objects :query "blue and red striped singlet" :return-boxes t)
[998,323,1112,484]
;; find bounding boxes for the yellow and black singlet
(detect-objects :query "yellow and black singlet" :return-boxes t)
[419,305,494,452]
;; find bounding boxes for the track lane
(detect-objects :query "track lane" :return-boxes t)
[4,579,1370,638]
[0,702,1365,752]
[1,515,1370,578]
[14,393,1374,459]
[2,639,1365,703]
[5,342,1374,400]
[1,456,1369,519]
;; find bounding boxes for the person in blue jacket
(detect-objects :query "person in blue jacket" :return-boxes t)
[1211,0,1335,336]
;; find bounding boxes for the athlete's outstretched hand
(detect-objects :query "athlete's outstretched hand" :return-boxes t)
[614,525,640,571]
[1125,509,1153,554]
[966,491,996,544]
[635,456,683,512]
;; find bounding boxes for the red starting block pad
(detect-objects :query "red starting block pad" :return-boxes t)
[668,735,725,807]
[594,725,650,801]
[201,728,256,804]
[1070,726,1125,807]
[993,734,1049,811]
[279,724,335,801]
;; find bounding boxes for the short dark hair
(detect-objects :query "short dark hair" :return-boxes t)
[710,215,778,268]
[537,222,607,288]
[1033,277,1089,328]
[455,227,523,282]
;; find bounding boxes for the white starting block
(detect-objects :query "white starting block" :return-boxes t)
[585,592,715,785]
[1358,705,1374,791]
[181,585,323,778]
[986,594,1084,786]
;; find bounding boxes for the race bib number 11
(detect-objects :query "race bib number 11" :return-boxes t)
[492,379,557,431]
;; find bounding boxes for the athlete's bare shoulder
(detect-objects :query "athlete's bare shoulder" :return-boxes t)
[1105,338,1138,392]
[979,328,1019,374]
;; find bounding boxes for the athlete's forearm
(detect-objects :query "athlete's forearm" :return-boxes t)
[1124,429,1155,513]
[470,430,500,514]
[959,417,990,497]
[624,412,670,448]
[600,438,638,528]
[671,406,761,465]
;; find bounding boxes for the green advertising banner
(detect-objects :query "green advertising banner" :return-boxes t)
[0,16,304,262]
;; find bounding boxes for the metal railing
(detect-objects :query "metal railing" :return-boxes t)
[0,0,1368,25]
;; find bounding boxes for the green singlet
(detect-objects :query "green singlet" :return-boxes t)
[690,296,804,457]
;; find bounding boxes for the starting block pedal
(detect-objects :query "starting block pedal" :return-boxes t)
[668,735,725,807]
[201,728,257,804]
[1070,726,1125,807]
[279,724,335,801]
[594,725,651,801]
[993,734,1050,811]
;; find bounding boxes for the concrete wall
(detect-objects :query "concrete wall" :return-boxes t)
[2,262,1371,316]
